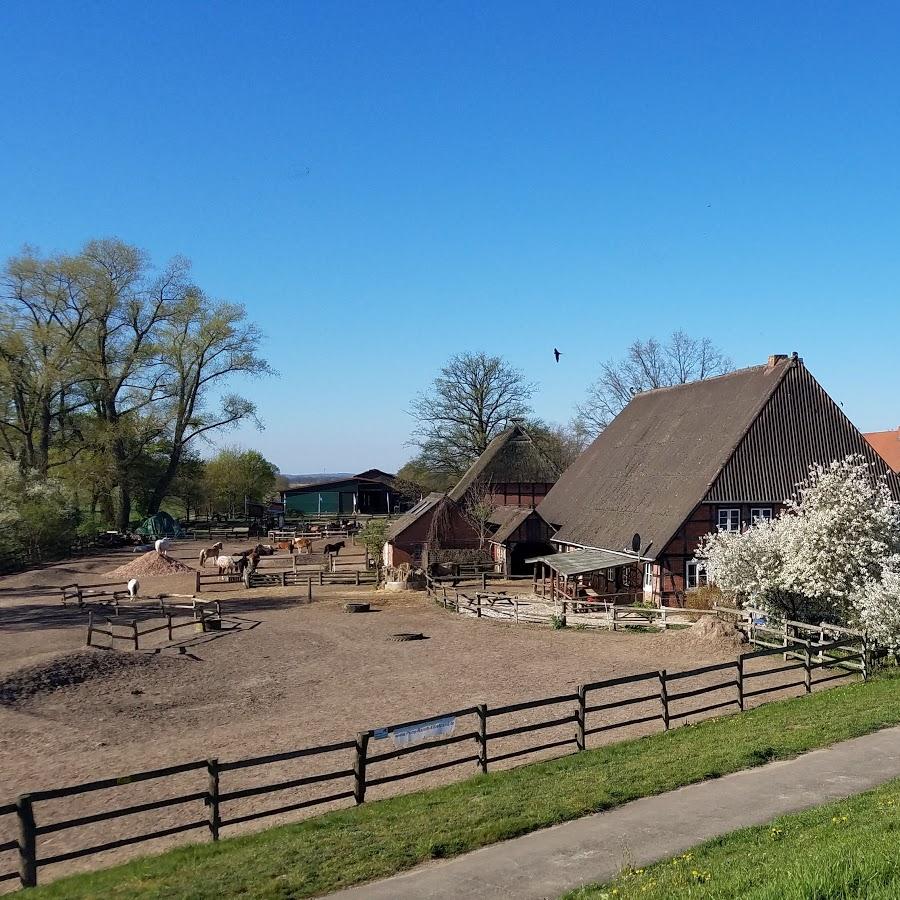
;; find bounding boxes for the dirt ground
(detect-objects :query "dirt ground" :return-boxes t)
[0,539,853,888]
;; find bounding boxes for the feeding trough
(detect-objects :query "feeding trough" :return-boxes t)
[344,602,371,613]
[387,632,426,642]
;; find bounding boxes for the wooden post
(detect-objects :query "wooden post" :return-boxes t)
[515,597,519,624]
[86,611,94,647]
[280,571,286,587]
[17,794,36,889]
[481,572,487,590]
[862,634,870,681]
[658,670,670,730]
[476,704,488,773]
[736,655,745,711]
[477,594,482,618]
[167,613,173,642]
[132,620,139,651]
[804,644,812,694]
[77,587,84,609]
[195,570,201,593]
[318,570,324,586]
[307,577,313,602]
[660,605,668,630]
[355,570,360,586]
[207,758,220,841]
[576,685,586,752]
[353,732,369,805]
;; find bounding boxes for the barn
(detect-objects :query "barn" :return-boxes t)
[538,354,900,606]
[281,471,401,516]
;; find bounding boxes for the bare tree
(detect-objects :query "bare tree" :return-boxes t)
[461,478,496,550]
[409,351,535,477]
[576,331,732,437]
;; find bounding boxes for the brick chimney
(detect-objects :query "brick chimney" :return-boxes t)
[766,354,789,369]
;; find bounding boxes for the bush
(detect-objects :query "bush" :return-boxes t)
[684,584,724,610]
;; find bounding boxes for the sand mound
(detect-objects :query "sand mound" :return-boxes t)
[0,650,172,706]
[107,551,194,578]
[666,614,747,654]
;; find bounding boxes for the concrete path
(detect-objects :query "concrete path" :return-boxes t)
[334,726,900,900]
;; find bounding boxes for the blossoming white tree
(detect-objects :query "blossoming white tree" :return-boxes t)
[699,456,900,641]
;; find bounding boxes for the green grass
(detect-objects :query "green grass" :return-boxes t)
[565,779,900,899]
[32,670,900,899]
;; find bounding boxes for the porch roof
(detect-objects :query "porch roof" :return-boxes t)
[525,548,642,577]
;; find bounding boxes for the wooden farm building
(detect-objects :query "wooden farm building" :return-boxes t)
[866,428,900,473]
[537,354,900,606]
[448,423,561,506]
[281,471,401,516]
[382,493,480,567]
[486,506,555,575]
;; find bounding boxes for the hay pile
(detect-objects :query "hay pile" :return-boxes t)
[667,615,747,654]
[107,551,194,578]
[0,651,171,706]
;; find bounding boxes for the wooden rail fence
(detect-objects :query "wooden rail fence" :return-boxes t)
[0,631,866,890]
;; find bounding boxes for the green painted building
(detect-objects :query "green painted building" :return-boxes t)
[281,471,400,516]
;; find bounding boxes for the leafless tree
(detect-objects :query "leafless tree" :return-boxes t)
[461,478,496,550]
[576,331,732,436]
[409,351,535,477]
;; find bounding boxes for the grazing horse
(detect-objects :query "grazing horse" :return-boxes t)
[292,538,312,555]
[322,540,345,557]
[215,554,249,579]
[428,562,461,587]
[199,542,224,567]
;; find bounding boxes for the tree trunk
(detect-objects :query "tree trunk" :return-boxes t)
[146,443,183,514]
[117,484,132,533]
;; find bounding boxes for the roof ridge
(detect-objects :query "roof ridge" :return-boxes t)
[632,362,776,400]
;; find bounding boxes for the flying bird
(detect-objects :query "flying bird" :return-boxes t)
[553,348,561,363]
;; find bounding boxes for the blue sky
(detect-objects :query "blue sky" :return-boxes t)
[2,1,898,474]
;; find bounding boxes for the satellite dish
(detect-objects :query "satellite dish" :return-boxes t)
[631,533,641,554]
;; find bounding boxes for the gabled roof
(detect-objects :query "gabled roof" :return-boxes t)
[354,468,396,485]
[487,506,540,544]
[448,424,561,502]
[385,492,445,541]
[866,429,900,473]
[526,548,644,577]
[539,356,900,559]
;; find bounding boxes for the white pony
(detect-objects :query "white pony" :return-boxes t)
[155,538,171,557]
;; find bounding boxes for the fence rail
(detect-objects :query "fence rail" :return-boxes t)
[0,630,866,891]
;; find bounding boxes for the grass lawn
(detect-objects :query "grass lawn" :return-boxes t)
[32,670,900,899]
[565,778,900,899]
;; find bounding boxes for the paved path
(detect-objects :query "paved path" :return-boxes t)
[334,726,900,900]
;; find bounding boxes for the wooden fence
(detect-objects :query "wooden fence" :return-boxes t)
[0,631,866,890]
[84,603,221,650]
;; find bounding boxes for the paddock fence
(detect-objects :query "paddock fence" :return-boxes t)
[0,630,866,891]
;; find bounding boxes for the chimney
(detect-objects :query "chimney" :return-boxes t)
[766,354,788,369]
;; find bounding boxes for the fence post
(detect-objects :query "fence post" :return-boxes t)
[86,611,94,647]
[77,587,84,609]
[353,732,369,805]
[195,570,201,593]
[576,685,586,752]
[804,644,812,694]
[280,571,286,588]
[319,570,324,586]
[355,570,360,586]
[206,758,220,841]
[16,794,36,889]
[307,577,313,602]
[862,634,870,681]
[481,572,487,590]
[132,620,139,651]
[477,594,482,618]
[658,670,670,730]
[477,704,488,773]
[736,655,745,712]
[167,613,173,642]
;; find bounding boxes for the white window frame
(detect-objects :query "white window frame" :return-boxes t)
[717,508,741,532]
[686,559,708,590]
[643,563,653,590]
[750,507,773,524]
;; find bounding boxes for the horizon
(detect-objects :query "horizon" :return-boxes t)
[2,2,898,473]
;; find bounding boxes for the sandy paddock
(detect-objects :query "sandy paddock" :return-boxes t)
[0,540,854,887]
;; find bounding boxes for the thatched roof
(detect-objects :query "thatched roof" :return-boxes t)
[539,356,900,558]
[487,506,542,544]
[385,492,445,541]
[448,424,561,502]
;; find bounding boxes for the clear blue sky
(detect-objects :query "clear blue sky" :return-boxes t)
[2,1,898,474]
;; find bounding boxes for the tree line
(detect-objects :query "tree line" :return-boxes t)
[0,238,275,539]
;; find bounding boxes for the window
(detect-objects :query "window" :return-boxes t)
[643,563,653,591]
[717,508,740,532]
[686,560,708,589]
[751,507,773,524]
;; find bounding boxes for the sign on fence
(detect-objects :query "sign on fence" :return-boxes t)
[388,716,457,748]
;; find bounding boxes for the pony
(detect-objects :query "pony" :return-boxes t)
[199,541,224,567]
[291,538,312,555]
[215,554,249,579]
[322,540,345,557]
[155,538,171,556]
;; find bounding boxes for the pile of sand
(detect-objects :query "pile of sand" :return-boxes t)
[107,551,194,578]
[0,650,172,706]
[666,614,747,654]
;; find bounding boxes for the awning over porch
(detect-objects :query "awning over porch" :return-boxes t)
[525,548,641,577]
